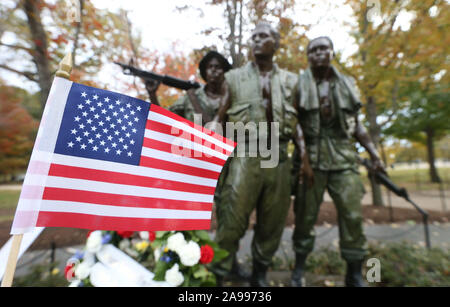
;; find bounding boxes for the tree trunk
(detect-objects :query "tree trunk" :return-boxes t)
[425,127,441,183]
[225,0,244,68]
[23,0,53,110]
[366,96,385,206]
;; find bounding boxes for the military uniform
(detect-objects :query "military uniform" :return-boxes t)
[214,62,299,275]
[292,66,368,262]
[169,87,231,202]
[169,86,219,122]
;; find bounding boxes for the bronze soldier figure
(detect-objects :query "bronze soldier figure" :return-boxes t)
[291,36,385,287]
[213,22,310,287]
[146,50,232,125]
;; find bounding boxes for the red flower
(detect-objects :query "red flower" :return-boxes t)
[199,245,214,264]
[148,231,156,242]
[64,263,75,280]
[117,231,134,238]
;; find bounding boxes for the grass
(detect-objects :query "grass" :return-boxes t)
[360,167,450,191]
[0,190,20,210]
[0,190,20,222]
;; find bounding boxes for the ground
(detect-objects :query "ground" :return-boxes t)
[1,200,448,251]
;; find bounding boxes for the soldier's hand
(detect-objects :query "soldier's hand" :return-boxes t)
[300,161,314,188]
[145,80,161,94]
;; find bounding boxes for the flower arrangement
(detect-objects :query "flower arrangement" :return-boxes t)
[65,230,228,287]
[151,230,228,286]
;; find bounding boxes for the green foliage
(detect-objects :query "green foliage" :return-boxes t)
[385,82,450,144]
[301,243,450,287]
[369,242,450,287]
[13,263,67,287]
[0,83,37,178]
[150,230,228,286]
[0,190,20,210]
[305,248,346,276]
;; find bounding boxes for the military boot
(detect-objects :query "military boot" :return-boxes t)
[345,260,366,287]
[250,260,269,287]
[231,258,251,281]
[290,253,307,287]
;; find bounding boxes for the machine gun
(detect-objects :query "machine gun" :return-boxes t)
[359,158,431,248]
[114,62,201,91]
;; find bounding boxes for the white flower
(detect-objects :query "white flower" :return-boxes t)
[165,263,184,287]
[68,279,82,287]
[139,231,149,240]
[86,231,103,253]
[167,232,187,253]
[83,252,96,266]
[178,241,201,266]
[74,262,92,280]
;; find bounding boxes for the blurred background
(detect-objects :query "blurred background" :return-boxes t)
[0,0,448,286]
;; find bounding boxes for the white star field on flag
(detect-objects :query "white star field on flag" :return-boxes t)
[65,91,142,159]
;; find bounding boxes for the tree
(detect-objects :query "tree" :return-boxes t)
[343,0,407,205]
[0,0,139,109]
[0,82,37,179]
[343,0,448,202]
[111,11,199,108]
[386,82,450,182]
[177,0,305,70]
[383,0,449,182]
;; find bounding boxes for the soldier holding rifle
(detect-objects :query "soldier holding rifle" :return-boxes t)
[144,50,232,125]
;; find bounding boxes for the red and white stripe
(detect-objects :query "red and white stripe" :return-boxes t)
[11,80,235,234]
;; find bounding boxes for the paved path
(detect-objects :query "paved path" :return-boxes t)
[234,223,450,265]
[0,184,21,191]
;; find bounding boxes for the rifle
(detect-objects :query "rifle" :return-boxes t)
[114,62,201,91]
[359,157,431,248]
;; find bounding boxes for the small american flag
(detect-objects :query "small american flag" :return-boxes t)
[10,77,235,234]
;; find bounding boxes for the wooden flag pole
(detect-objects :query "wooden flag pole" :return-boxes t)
[1,234,23,287]
[1,53,72,287]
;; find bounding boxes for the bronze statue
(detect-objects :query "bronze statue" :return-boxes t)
[291,36,385,287]
[212,22,310,287]
[145,50,232,125]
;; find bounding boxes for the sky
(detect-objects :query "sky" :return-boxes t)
[91,0,358,57]
[1,0,419,93]
[84,0,360,94]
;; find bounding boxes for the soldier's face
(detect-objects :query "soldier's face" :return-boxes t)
[307,38,334,68]
[251,26,276,57]
[205,58,225,84]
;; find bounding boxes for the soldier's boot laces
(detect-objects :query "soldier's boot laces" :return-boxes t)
[290,253,307,287]
[345,260,366,287]
[250,260,269,287]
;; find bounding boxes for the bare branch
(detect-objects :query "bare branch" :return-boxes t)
[0,63,37,82]
[0,42,32,53]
